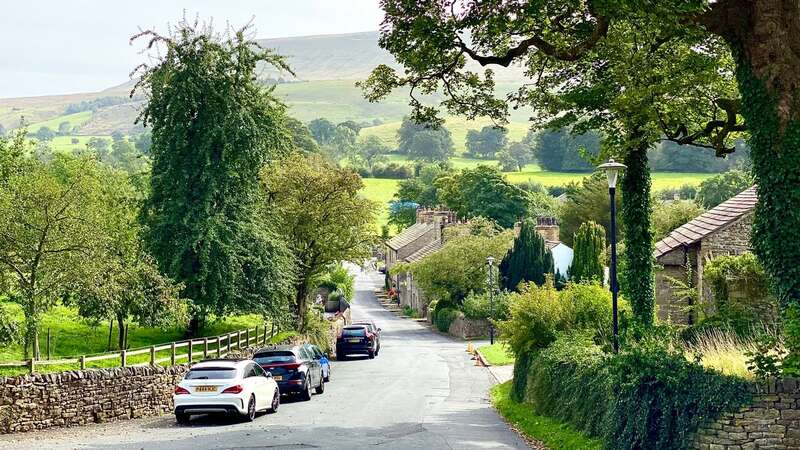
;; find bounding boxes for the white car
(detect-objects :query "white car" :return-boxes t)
[173,359,280,424]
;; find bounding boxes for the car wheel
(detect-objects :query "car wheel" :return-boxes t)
[242,394,256,422]
[315,376,325,394]
[175,412,190,425]
[368,350,375,359]
[299,376,312,401]
[267,389,280,414]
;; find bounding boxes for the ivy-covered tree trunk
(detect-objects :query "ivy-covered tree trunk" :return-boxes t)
[702,0,800,374]
[620,143,655,326]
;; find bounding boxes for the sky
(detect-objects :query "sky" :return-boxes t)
[0,0,384,98]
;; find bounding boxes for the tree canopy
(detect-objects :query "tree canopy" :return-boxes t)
[132,20,296,333]
[262,153,377,329]
[437,166,529,228]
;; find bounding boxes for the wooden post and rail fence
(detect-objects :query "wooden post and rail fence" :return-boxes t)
[0,325,275,375]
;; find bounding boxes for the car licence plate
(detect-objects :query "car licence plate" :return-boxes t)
[273,375,283,381]
[348,338,361,343]
[194,385,217,393]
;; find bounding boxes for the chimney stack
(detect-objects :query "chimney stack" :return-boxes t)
[535,216,560,242]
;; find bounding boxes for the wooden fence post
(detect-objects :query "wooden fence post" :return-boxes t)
[216,336,221,357]
[47,328,51,361]
[170,342,176,366]
[80,355,86,370]
[263,326,268,345]
[227,333,232,353]
[121,349,127,367]
[150,346,156,365]
[28,359,35,374]
[187,340,193,363]
[254,326,259,346]
[245,328,250,348]
[203,338,209,358]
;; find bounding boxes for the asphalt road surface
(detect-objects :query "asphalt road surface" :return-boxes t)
[0,270,527,450]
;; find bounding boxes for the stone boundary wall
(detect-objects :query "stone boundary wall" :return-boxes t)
[447,313,491,340]
[0,364,190,434]
[694,378,800,449]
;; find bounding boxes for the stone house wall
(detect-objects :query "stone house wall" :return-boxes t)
[693,378,800,450]
[0,365,189,434]
[655,213,753,325]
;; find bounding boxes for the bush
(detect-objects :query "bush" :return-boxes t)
[519,332,752,450]
[462,291,509,321]
[435,307,459,332]
[498,280,625,355]
[371,162,413,179]
[316,263,355,300]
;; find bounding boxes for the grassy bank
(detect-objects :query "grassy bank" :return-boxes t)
[0,302,265,364]
[478,343,515,366]
[490,381,604,450]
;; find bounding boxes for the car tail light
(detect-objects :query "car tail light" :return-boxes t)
[174,386,190,395]
[222,384,243,394]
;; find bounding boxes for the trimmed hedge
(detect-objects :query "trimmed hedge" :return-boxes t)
[517,333,752,450]
[434,307,459,332]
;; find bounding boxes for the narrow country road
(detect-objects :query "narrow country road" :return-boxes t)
[0,270,527,449]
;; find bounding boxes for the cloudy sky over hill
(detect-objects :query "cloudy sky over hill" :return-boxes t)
[0,0,383,98]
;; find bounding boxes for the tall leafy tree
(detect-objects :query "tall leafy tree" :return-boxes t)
[72,170,186,350]
[262,153,377,329]
[397,117,454,161]
[465,126,507,159]
[533,129,598,172]
[437,166,529,228]
[499,219,554,291]
[497,140,534,172]
[285,117,319,154]
[559,174,621,247]
[132,20,296,334]
[695,169,753,209]
[570,221,606,283]
[0,144,108,359]
[353,135,390,170]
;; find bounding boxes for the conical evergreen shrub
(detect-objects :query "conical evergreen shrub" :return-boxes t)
[499,218,554,290]
[570,221,606,283]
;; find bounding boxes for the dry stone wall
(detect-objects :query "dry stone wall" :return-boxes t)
[0,364,189,433]
[693,378,800,449]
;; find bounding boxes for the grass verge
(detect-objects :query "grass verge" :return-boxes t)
[490,381,604,450]
[478,343,515,365]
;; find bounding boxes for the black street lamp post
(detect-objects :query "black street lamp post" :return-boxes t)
[486,256,495,345]
[598,159,626,354]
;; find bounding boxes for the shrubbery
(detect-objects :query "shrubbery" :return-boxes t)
[462,291,509,321]
[518,332,752,450]
[498,280,623,355]
[434,307,459,332]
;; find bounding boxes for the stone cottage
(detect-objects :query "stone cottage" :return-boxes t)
[653,186,757,323]
[384,208,455,313]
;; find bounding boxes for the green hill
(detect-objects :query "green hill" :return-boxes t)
[0,31,533,135]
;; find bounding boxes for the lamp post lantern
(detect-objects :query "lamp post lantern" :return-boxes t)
[597,158,626,353]
[486,256,496,345]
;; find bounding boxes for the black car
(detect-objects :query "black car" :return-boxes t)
[352,320,381,354]
[253,345,325,401]
[337,325,378,360]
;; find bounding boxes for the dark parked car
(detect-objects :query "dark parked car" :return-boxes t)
[337,325,378,360]
[302,344,331,382]
[352,320,381,354]
[253,345,324,401]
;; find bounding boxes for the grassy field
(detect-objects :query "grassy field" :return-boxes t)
[491,381,603,450]
[0,302,264,369]
[361,178,401,227]
[359,166,713,228]
[27,111,93,132]
[47,135,109,153]
[478,343,516,366]
[361,117,531,154]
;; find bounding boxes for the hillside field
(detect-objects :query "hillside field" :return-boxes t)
[360,170,712,228]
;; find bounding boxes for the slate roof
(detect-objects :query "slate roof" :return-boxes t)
[386,223,435,251]
[404,240,442,263]
[546,240,561,251]
[653,186,757,259]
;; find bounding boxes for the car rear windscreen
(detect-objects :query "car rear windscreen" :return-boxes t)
[253,351,296,364]
[185,368,236,380]
[342,328,366,337]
